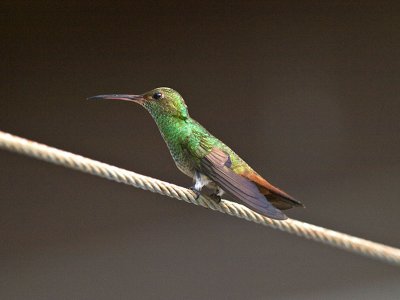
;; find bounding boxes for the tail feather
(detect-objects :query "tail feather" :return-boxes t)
[267,192,304,210]
[240,171,304,210]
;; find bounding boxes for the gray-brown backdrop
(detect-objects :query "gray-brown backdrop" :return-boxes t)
[1,2,399,299]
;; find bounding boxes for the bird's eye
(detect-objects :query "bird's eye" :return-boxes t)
[152,92,163,100]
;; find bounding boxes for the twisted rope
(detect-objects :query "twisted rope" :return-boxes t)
[1,130,399,266]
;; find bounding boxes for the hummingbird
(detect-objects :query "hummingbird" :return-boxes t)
[89,87,303,220]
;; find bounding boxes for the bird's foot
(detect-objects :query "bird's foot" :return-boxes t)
[189,186,201,200]
[209,193,222,204]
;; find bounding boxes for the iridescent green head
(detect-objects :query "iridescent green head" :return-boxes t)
[88,87,189,120]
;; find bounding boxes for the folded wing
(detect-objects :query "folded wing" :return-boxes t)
[199,148,287,220]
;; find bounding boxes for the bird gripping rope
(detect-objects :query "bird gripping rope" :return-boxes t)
[0,130,400,266]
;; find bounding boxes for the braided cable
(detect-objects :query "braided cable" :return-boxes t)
[0,130,399,266]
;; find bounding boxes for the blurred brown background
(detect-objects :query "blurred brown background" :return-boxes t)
[1,2,399,299]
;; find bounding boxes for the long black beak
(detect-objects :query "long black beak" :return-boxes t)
[87,94,144,104]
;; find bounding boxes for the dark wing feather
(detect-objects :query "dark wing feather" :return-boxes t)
[200,148,287,220]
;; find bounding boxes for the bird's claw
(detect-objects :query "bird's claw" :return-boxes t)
[189,186,201,200]
[209,193,222,204]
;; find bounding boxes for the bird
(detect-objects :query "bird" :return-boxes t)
[89,87,304,220]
